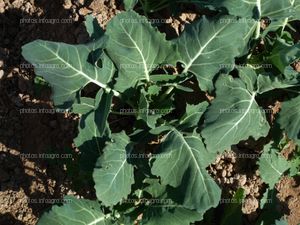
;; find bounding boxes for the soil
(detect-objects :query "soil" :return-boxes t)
[0,0,300,225]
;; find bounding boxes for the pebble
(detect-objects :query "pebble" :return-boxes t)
[239,175,247,186]
[0,70,4,79]
[63,0,72,9]
[221,170,227,177]
[0,0,5,13]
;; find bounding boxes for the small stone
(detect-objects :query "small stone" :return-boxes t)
[253,186,259,193]
[239,175,247,186]
[79,7,92,16]
[77,0,85,5]
[221,170,227,177]
[63,0,72,9]
[0,70,4,79]
[216,164,222,170]
[0,0,5,13]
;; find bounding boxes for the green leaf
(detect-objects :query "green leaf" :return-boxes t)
[22,40,117,107]
[257,188,283,225]
[37,196,112,225]
[72,97,95,114]
[73,90,112,171]
[257,74,300,94]
[93,132,135,206]
[137,88,162,128]
[202,75,270,153]
[95,90,114,136]
[220,188,245,225]
[277,96,300,142]
[105,11,176,92]
[275,219,289,225]
[258,143,290,188]
[177,102,209,131]
[143,178,167,198]
[142,207,203,225]
[198,0,299,20]
[84,15,105,40]
[267,38,300,75]
[152,129,221,212]
[238,67,258,93]
[176,15,255,91]
[123,0,138,10]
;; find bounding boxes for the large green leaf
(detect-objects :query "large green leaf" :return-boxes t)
[258,143,290,188]
[93,132,135,206]
[277,95,300,142]
[176,15,255,91]
[22,40,117,107]
[152,129,221,212]
[105,11,176,92]
[202,75,270,153]
[38,196,112,225]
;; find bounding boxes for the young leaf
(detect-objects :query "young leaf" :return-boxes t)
[175,15,255,91]
[22,40,117,107]
[258,143,290,188]
[137,88,163,128]
[152,129,221,212]
[257,73,300,94]
[84,15,105,40]
[37,196,112,225]
[105,11,177,92]
[277,95,300,142]
[95,90,114,136]
[202,75,270,153]
[93,132,135,206]
[267,38,300,75]
[177,102,209,131]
